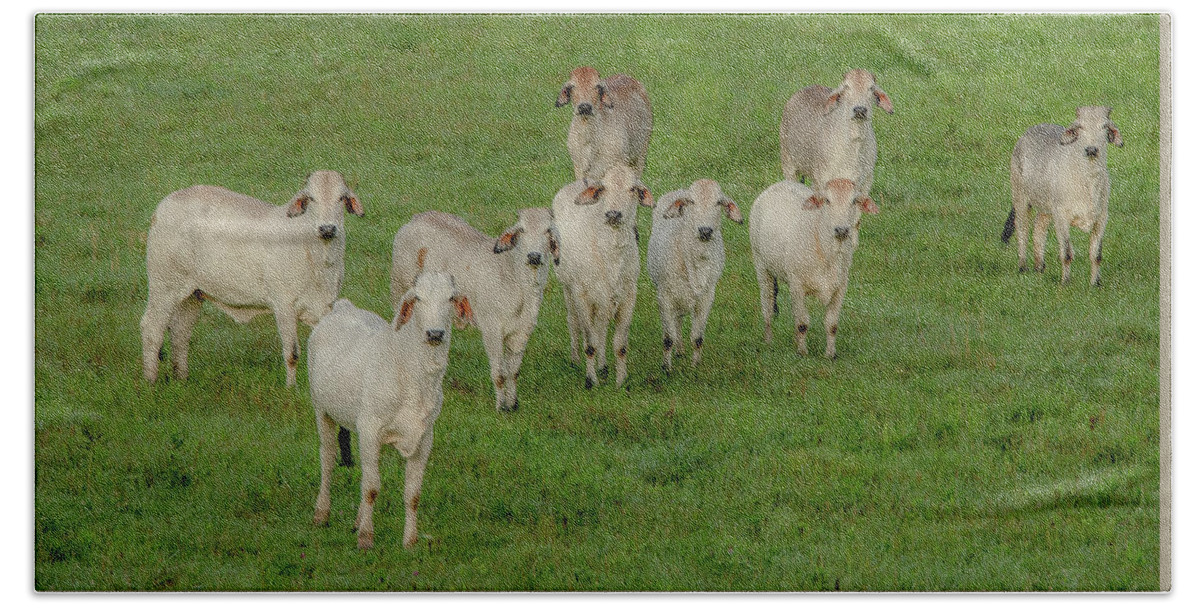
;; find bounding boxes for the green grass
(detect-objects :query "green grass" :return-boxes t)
[34,13,1162,591]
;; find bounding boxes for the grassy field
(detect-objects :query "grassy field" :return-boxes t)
[33,13,1162,591]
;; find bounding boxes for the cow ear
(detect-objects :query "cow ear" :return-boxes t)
[452,295,474,329]
[342,194,364,217]
[824,90,843,114]
[598,84,614,109]
[494,226,523,253]
[803,195,824,210]
[663,197,691,219]
[1107,124,1124,147]
[394,296,416,329]
[634,185,654,207]
[858,196,880,215]
[721,198,744,224]
[287,195,310,217]
[556,83,573,108]
[1061,126,1080,145]
[575,184,604,205]
[873,87,894,114]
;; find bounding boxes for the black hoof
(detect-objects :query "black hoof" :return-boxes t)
[584,377,594,390]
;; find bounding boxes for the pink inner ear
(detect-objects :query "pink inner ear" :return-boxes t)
[287,197,308,217]
[639,187,654,206]
[874,89,893,113]
[346,196,363,216]
[803,195,823,209]
[398,298,415,326]
[724,201,744,222]
[825,92,841,112]
[454,296,474,328]
[860,198,880,214]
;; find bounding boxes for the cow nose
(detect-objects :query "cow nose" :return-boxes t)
[318,224,338,240]
[853,106,868,120]
[834,227,851,241]
[577,103,593,116]
[605,210,623,226]
[697,226,714,242]
[527,251,543,267]
[1085,146,1099,158]
[426,329,445,345]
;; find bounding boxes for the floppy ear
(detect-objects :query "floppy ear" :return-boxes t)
[873,87,894,114]
[721,198,744,224]
[494,226,523,253]
[858,196,880,215]
[598,84,614,109]
[803,195,825,210]
[1060,126,1080,145]
[1107,124,1124,147]
[662,197,692,219]
[824,87,845,114]
[394,295,416,329]
[342,194,364,217]
[287,194,310,217]
[556,83,573,108]
[634,185,654,207]
[452,295,474,329]
[575,184,604,206]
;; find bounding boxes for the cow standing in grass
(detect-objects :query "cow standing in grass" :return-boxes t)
[1003,106,1122,286]
[140,171,363,387]
[749,178,878,358]
[557,66,653,181]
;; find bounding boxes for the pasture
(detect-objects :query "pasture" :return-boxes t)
[33,13,1163,590]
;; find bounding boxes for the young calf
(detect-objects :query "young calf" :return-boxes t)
[141,171,363,387]
[391,209,559,412]
[557,66,653,181]
[307,273,473,550]
[646,179,742,372]
[1003,106,1122,285]
[553,164,653,388]
[749,179,878,358]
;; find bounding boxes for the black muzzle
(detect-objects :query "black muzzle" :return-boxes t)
[834,227,851,241]
[425,329,445,345]
[577,103,593,117]
[1085,146,1099,159]
[318,224,338,240]
[697,226,714,242]
[527,252,543,267]
[605,210,623,227]
[853,106,869,120]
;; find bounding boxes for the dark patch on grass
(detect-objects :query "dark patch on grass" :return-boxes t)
[37,517,93,564]
[1092,443,1133,466]
[638,441,714,487]
[142,463,192,490]
[992,432,1020,455]
[1010,406,1045,424]
[80,285,111,304]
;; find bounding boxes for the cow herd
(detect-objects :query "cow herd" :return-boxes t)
[138,66,1122,549]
